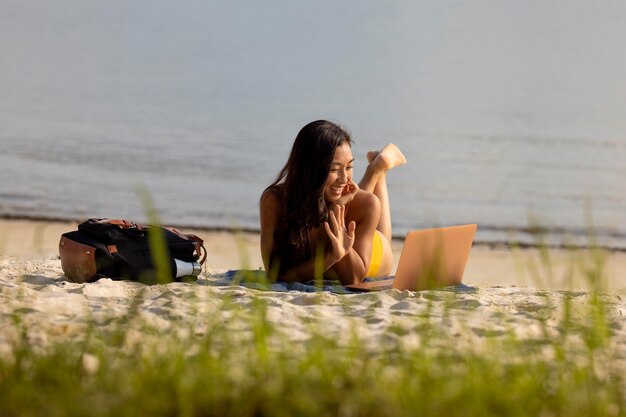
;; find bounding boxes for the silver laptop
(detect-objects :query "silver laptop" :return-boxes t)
[345,224,477,291]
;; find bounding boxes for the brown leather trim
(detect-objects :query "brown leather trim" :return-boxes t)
[99,218,150,231]
[186,235,207,265]
[107,219,137,228]
[169,227,190,240]
[59,237,98,283]
[107,244,118,254]
[186,233,204,245]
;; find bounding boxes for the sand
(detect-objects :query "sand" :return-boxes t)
[1,218,625,363]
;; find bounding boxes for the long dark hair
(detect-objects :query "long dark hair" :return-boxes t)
[264,120,352,273]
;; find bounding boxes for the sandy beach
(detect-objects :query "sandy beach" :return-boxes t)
[0,216,626,376]
[1,218,625,359]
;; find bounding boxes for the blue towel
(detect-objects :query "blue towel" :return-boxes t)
[222,269,354,293]
[221,270,477,294]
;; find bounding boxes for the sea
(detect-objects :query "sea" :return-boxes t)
[1,0,625,249]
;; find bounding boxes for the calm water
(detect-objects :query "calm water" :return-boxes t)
[1,1,625,248]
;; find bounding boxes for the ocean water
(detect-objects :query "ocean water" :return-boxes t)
[1,0,625,248]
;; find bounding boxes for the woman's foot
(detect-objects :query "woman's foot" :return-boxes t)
[367,144,406,171]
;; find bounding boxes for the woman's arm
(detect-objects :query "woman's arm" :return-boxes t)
[330,191,381,285]
[260,192,354,282]
[259,191,279,274]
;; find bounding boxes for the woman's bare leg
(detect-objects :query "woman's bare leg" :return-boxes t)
[358,144,406,241]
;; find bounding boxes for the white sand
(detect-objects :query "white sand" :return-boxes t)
[1,218,625,366]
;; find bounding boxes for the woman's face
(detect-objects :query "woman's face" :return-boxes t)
[324,143,354,203]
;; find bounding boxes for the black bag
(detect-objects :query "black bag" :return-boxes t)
[59,218,207,284]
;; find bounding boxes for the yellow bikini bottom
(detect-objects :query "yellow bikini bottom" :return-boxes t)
[366,231,383,277]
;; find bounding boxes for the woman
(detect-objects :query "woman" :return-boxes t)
[259,120,406,285]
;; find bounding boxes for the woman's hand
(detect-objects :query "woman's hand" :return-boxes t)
[330,180,359,209]
[323,204,356,263]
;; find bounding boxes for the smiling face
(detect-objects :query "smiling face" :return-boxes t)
[324,142,354,203]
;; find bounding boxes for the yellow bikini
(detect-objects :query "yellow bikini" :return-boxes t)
[366,231,383,277]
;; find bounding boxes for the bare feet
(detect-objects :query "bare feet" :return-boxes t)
[367,143,406,171]
[367,150,379,163]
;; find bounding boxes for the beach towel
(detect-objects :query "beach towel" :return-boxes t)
[220,270,477,294]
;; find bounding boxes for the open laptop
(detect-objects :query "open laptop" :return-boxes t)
[345,224,477,291]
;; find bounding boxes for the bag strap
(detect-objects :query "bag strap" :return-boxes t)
[189,234,207,265]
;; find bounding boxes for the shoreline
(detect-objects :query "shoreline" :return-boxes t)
[1,217,625,290]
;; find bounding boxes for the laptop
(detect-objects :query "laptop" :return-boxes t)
[345,224,477,291]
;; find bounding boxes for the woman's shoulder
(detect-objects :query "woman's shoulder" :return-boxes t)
[353,189,380,207]
[260,186,283,231]
[348,189,381,217]
[261,185,283,203]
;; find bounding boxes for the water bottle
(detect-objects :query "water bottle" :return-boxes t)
[174,259,202,278]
